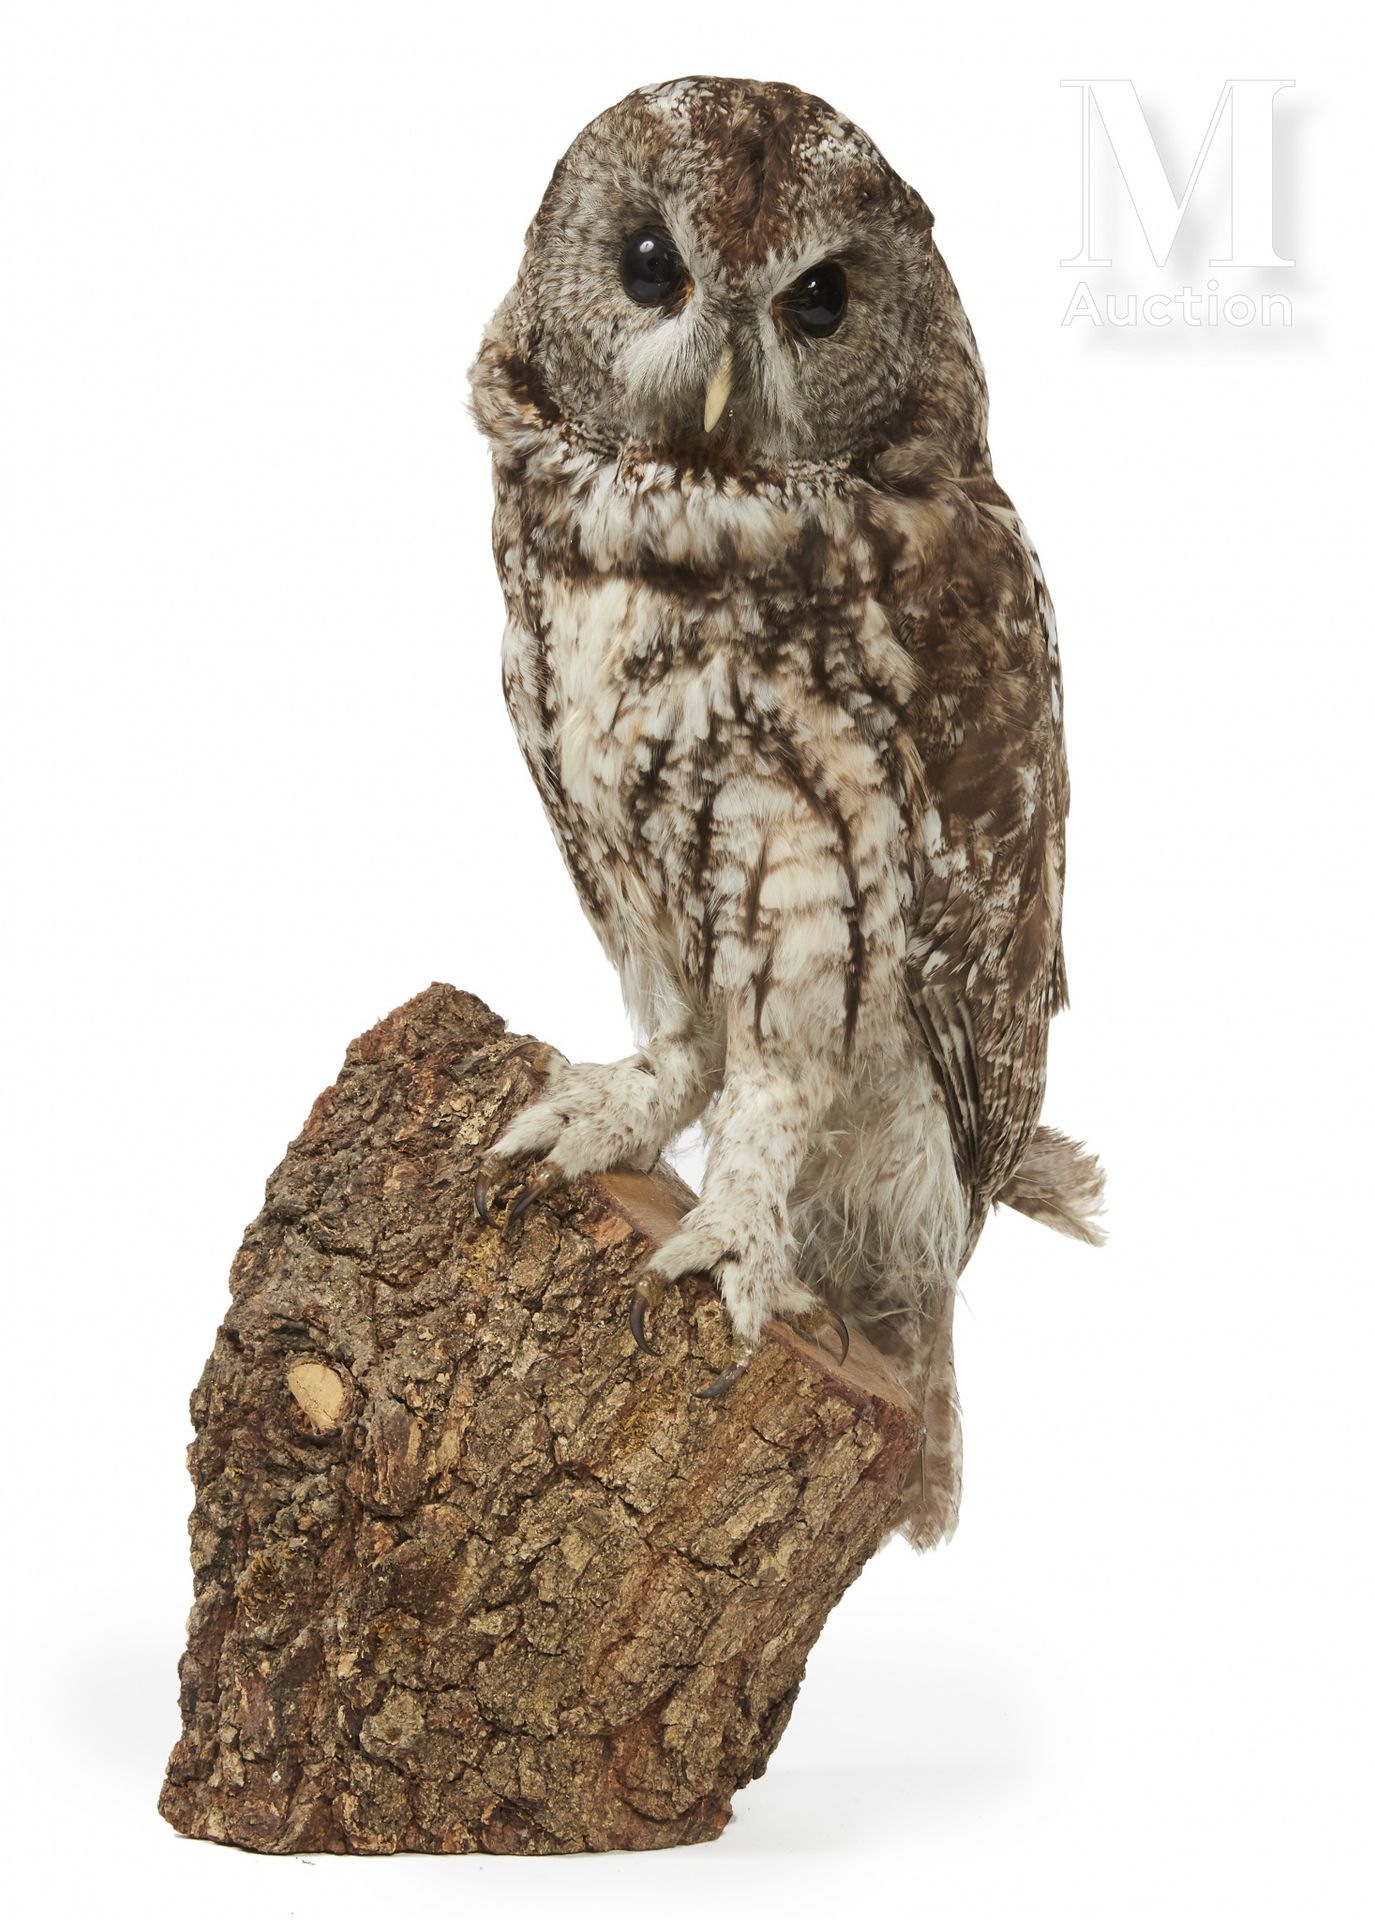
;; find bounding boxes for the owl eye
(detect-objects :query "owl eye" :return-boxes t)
[783,261,848,338]
[619,228,687,306]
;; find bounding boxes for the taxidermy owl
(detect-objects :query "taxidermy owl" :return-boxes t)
[468,76,1103,1548]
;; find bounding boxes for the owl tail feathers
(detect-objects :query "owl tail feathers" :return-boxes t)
[996,1127,1107,1246]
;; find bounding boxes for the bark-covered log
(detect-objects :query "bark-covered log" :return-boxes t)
[159,984,923,1854]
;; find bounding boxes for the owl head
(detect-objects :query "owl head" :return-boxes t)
[480,77,986,477]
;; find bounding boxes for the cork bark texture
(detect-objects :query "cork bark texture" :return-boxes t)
[159,984,923,1855]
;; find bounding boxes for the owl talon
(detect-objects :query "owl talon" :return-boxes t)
[502,1165,563,1235]
[695,1364,745,1401]
[628,1265,678,1356]
[629,1286,657,1356]
[502,1039,565,1081]
[796,1303,851,1367]
[455,1037,564,1088]
[629,1261,749,1388]
[474,1156,561,1229]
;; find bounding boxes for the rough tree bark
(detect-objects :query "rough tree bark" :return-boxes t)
[159,984,923,1855]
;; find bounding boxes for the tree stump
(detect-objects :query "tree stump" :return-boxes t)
[159,984,923,1854]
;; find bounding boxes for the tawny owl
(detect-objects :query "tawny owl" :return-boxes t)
[468,76,1103,1548]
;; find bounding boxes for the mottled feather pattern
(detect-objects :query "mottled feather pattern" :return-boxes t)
[470,77,1102,1547]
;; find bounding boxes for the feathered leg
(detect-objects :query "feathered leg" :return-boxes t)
[637,1028,837,1350]
[792,1071,968,1548]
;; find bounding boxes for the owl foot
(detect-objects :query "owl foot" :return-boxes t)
[627,1262,746,1398]
[627,1203,848,1397]
[483,1053,688,1186]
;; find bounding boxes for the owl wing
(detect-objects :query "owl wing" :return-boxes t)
[882,478,1069,1231]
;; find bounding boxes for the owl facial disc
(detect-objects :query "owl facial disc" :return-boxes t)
[703,343,734,433]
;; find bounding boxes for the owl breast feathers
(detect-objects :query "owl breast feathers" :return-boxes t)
[469,76,1102,1548]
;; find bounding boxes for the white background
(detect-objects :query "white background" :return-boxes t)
[2,4,1369,1916]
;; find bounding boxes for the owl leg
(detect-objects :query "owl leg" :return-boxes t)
[790,1076,967,1544]
[474,1023,713,1223]
[632,1030,839,1389]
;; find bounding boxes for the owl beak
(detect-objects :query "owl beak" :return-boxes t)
[703,343,734,434]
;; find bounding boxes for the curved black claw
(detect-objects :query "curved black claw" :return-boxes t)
[453,1037,561,1087]
[798,1305,852,1367]
[628,1264,677,1356]
[505,1164,561,1228]
[502,1039,564,1079]
[830,1311,851,1367]
[694,1364,745,1401]
[478,1159,510,1221]
[627,1265,746,1398]
[474,1157,562,1232]
[629,1285,658,1357]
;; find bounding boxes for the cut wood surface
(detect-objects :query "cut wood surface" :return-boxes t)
[159,984,924,1854]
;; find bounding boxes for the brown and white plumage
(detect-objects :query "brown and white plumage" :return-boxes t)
[469,76,1102,1547]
